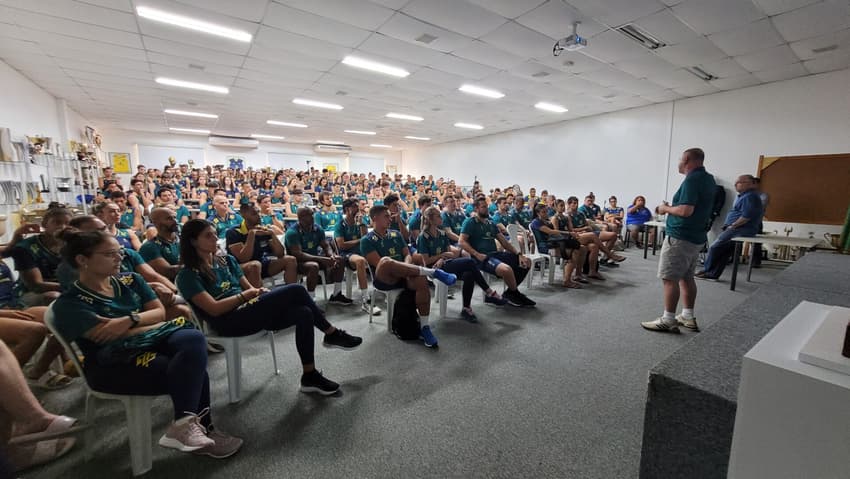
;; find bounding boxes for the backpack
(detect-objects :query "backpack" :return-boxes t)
[706,184,726,231]
[391,288,421,341]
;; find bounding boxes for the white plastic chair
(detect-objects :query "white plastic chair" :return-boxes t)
[510,226,549,290]
[187,304,280,404]
[44,305,161,476]
[369,287,403,331]
[434,280,464,319]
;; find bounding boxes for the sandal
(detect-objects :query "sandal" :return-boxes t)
[7,436,76,471]
[574,277,589,284]
[9,416,79,446]
[27,370,74,390]
[588,274,606,281]
[562,281,583,289]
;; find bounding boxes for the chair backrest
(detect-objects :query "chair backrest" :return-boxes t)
[44,303,91,385]
[506,224,522,251]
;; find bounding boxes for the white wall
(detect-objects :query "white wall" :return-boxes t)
[0,60,64,140]
[403,68,850,238]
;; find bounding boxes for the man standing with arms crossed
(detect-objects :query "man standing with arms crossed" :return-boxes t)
[641,148,716,333]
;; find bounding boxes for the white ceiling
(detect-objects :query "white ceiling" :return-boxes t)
[0,0,848,150]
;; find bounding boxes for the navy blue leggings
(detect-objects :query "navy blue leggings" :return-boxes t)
[85,328,212,426]
[440,257,489,307]
[206,284,331,365]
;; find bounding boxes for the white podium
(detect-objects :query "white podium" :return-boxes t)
[729,301,850,479]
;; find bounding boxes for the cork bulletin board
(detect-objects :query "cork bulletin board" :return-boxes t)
[757,153,850,225]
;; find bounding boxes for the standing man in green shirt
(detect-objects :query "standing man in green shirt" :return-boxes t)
[642,148,717,333]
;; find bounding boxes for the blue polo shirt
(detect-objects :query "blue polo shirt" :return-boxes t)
[724,190,763,236]
[626,206,653,225]
[665,166,717,244]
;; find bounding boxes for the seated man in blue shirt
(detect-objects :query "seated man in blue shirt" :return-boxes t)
[360,205,456,348]
[696,174,764,280]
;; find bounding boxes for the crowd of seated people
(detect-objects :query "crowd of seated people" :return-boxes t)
[1,163,653,473]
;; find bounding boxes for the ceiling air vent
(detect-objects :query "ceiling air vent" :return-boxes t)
[209,135,259,148]
[812,44,839,54]
[531,71,550,78]
[617,24,666,50]
[415,33,438,44]
[313,143,352,154]
[686,66,718,81]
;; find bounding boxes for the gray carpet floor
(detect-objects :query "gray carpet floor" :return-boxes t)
[28,248,781,479]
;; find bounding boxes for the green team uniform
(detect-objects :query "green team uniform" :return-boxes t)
[209,212,242,239]
[416,230,450,256]
[284,224,325,255]
[460,216,500,255]
[314,209,342,232]
[360,229,407,261]
[176,254,244,301]
[139,235,180,266]
[333,217,365,255]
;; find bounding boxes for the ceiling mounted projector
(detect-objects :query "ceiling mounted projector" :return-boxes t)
[553,22,587,56]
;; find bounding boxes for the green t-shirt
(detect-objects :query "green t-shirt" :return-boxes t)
[260,212,282,227]
[460,216,500,255]
[511,208,533,228]
[314,209,341,232]
[209,212,242,239]
[568,211,588,229]
[56,247,145,291]
[416,230,450,257]
[492,211,512,228]
[176,254,243,302]
[665,167,717,244]
[10,235,61,296]
[51,272,157,362]
[284,224,326,255]
[139,236,180,266]
[175,205,191,224]
[360,229,407,261]
[120,208,136,229]
[333,217,364,254]
[441,210,466,235]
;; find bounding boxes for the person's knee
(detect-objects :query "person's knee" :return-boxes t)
[410,253,424,265]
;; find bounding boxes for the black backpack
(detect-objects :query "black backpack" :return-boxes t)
[391,288,421,341]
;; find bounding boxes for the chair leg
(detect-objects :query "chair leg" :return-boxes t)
[319,271,328,301]
[437,283,447,319]
[386,293,395,332]
[224,339,242,404]
[124,396,153,477]
[84,393,96,462]
[345,269,353,298]
[268,331,280,376]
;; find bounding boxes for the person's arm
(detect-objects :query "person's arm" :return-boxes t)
[227,230,258,264]
[146,257,180,281]
[459,233,486,262]
[85,299,166,343]
[268,233,286,257]
[627,205,639,214]
[188,288,261,318]
[364,251,381,269]
[135,263,177,291]
[444,228,459,243]
[19,268,61,293]
[287,243,330,265]
[657,203,695,218]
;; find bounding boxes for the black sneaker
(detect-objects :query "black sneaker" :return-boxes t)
[300,370,340,396]
[323,329,363,350]
[502,289,524,307]
[517,291,536,307]
[328,292,354,306]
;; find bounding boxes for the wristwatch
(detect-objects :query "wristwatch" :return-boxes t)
[129,312,141,328]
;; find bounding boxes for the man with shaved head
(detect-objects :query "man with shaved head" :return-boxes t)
[139,207,182,281]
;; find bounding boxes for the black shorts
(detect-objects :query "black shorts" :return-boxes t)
[372,277,406,291]
[260,256,274,278]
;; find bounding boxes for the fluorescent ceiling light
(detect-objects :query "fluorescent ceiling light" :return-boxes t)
[344,130,376,135]
[164,109,218,119]
[534,102,568,113]
[386,112,424,121]
[136,6,252,42]
[316,140,345,145]
[341,55,410,78]
[156,77,228,94]
[251,134,285,140]
[292,98,343,110]
[266,120,308,128]
[169,127,210,134]
[459,84,504,99]
[370,144,393,149]
[405,136,431,141]
[454,122,484,130]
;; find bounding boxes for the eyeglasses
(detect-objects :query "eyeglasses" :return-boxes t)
[93,249,125,259]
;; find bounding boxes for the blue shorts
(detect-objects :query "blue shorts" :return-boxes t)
[479,255,503,275]
[340,250,359,270]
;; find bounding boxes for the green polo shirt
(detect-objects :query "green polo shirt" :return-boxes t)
[314,209,342,232]
[441,210,466,235]
[333,217,364,254]
[139,235,181,266]
[460,216,499,255]
[284,224,326,255]
[210,212,242,239]
[360,229,407,261]
[416,230,450,257]
[176,254,243,301]
[665,167,717,244]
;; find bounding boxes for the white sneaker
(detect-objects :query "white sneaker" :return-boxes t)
[676,315,700,332]
[361,302,381,315]
[159,414,214,452]
[640,317,681,334]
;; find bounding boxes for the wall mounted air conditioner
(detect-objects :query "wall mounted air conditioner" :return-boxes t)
[313,143,352,154]
[209,135,259,148]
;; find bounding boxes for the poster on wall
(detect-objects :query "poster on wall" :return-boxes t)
[109,152,131,173]
[325,163,339,172]
[227,156,245,170]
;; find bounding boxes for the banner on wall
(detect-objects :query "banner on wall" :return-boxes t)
[109,152,131,173]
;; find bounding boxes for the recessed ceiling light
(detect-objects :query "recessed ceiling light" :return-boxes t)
[454,122,484,130]
[386,112,424,121]
[405,136,431,141]
[164,109,218,119]
[370,144,393,148]
[267,120,308,128]
[341,55,410,78]
[534,102,568,113]
[169,127,210,134]
[459,84,504,99]
[251,134,285,140]
[156,77,229,94]
[316,140,345,145]
[344,130,376,135]
[292,98,343,110]
[136,6,252,42]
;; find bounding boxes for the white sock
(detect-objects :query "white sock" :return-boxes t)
[418,266,435,277]
[662,311,676,324]
[359,289,368,303]
[682,308,695,320]
[419,315,430,327]
[333,282,342,294]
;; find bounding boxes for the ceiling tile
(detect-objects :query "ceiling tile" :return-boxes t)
[138,21,251,55]
[631,10,699,46]
[672,82,719,97]
[143,36,246,67]
[9,8,143,49]
[377,13,476,54]
[146,52,241,77]
[452,40,527,69]
[646,67,708,88]
[467,0,547,19]
[357,33,448,67]
[734,44,800,72]
[613,52,677,78]
[576,65,639,86]
[697,57,749,78]
[275,0,395,30]
[790,28,850,60]
[515,1,607,40]
[751,0,821,17]
[640,89,685,102]
[752,62,809,82]
[538,50,611,74]
[263,2,372,47]
[671,0,765,35]
[2,0,138,31]
[508,60,560,81]
[803,48,850,73]
[708,73,761,90]
[173,0,271,22]
[254,26,352,60]
[401,0,507,38]
[247,44,338,71]
[654,37,727,67]
[708,19,784,57]
[565,0,666,27]
[772,1,850,42]
[479,22,558,59]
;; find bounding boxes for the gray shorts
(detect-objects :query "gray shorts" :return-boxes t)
[657,236,702,280]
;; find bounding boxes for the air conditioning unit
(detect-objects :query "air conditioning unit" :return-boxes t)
[208,135,259,148]
[313,143,352,154]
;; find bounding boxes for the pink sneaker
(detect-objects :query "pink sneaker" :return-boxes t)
[158,414,214,452]
[193,429,244,459]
